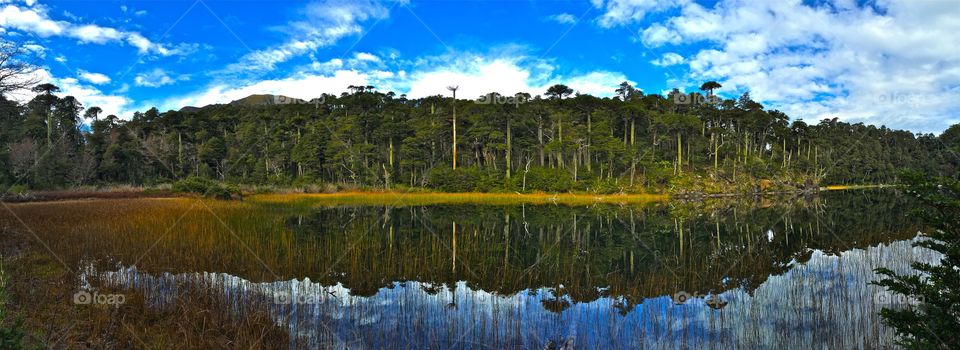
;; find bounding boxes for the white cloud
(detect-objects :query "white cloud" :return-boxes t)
[592,0,683,28]
[6,68,131,120]
[0,4,64,36]
[401,54,632,99]
[650,52,684,66]
[562,71,633,97]
[162,70,371,108]
[222,0,396,74]
[354,52,380,62]
[403,58,542,98]
[72,24,123,43]
[596,0,960,132]
[78,70,110,85]
[134,68,190,88]
[166,50,632,112]
[22,43,45,57]
[546,13,577,25]
[641,24,681,47]
[0,4,190,56]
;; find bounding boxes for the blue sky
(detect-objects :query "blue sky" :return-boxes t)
[1,0,958,132]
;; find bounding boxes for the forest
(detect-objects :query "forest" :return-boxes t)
[1,79,958,194]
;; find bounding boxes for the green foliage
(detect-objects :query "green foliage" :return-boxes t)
[1,82,957,193]
[171,177,241,200]
[427,167,502,192]
[872,171,960,349]
[0,264,27,349]
[521,167,574,193]
[3,185,28,196]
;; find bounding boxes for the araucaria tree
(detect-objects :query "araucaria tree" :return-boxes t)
[0,78,957,193]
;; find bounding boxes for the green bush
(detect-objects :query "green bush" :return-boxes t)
[428,167,481,192]
[171,177,241,200]
[427,167,508,192]
[3,185,28,197]
[584,178,622,194]
[521,167,574,192]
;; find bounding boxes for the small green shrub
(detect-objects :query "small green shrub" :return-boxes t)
[522,167,574,193]
[3,185,28,196]
[428,167,481,192]
[171,177,241,200]
[427,167,508,192]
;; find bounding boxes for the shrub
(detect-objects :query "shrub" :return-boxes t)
[521,167,574,193]
[428,167,481,192]
[3,185,29,197]
[171,177,241,200]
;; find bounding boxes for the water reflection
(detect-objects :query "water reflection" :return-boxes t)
[84,190,928,348]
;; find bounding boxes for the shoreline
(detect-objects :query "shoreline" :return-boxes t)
[0,184,896,205]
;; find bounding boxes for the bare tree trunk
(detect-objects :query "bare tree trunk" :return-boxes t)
[538,116,544,167]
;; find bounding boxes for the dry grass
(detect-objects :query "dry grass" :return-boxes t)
[822,184,893,191]
[251,191,668,206]
[0,200,288,349]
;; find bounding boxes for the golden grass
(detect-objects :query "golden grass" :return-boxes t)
[250,191,669,206]
[0,223,287,349]
[822,184,894,191]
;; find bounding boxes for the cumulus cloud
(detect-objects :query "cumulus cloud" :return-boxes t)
[6,68,131,120]
[77,70,110,85]
[162,50,632,112]
[641,23,681,47]
[162,70,372,108]
[650,52,684,66]
[0,3,191,56]
[595,0,960,132]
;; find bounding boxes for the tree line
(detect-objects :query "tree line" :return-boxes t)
[1,64,957,193]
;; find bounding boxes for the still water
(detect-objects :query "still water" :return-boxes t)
[79,190,933,349]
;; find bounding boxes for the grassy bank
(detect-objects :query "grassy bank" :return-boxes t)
[821,184,895,191]
[0,183,893,206]
[251,191,668,206]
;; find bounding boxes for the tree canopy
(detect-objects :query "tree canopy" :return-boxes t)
[1,81,956,193]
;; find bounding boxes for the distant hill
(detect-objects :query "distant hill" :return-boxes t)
[178,106,202,114]
[228,94,287,106]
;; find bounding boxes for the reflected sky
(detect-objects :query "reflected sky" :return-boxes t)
[61,190,934,349]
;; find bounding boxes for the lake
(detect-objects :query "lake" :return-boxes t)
[1,190,934,349]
